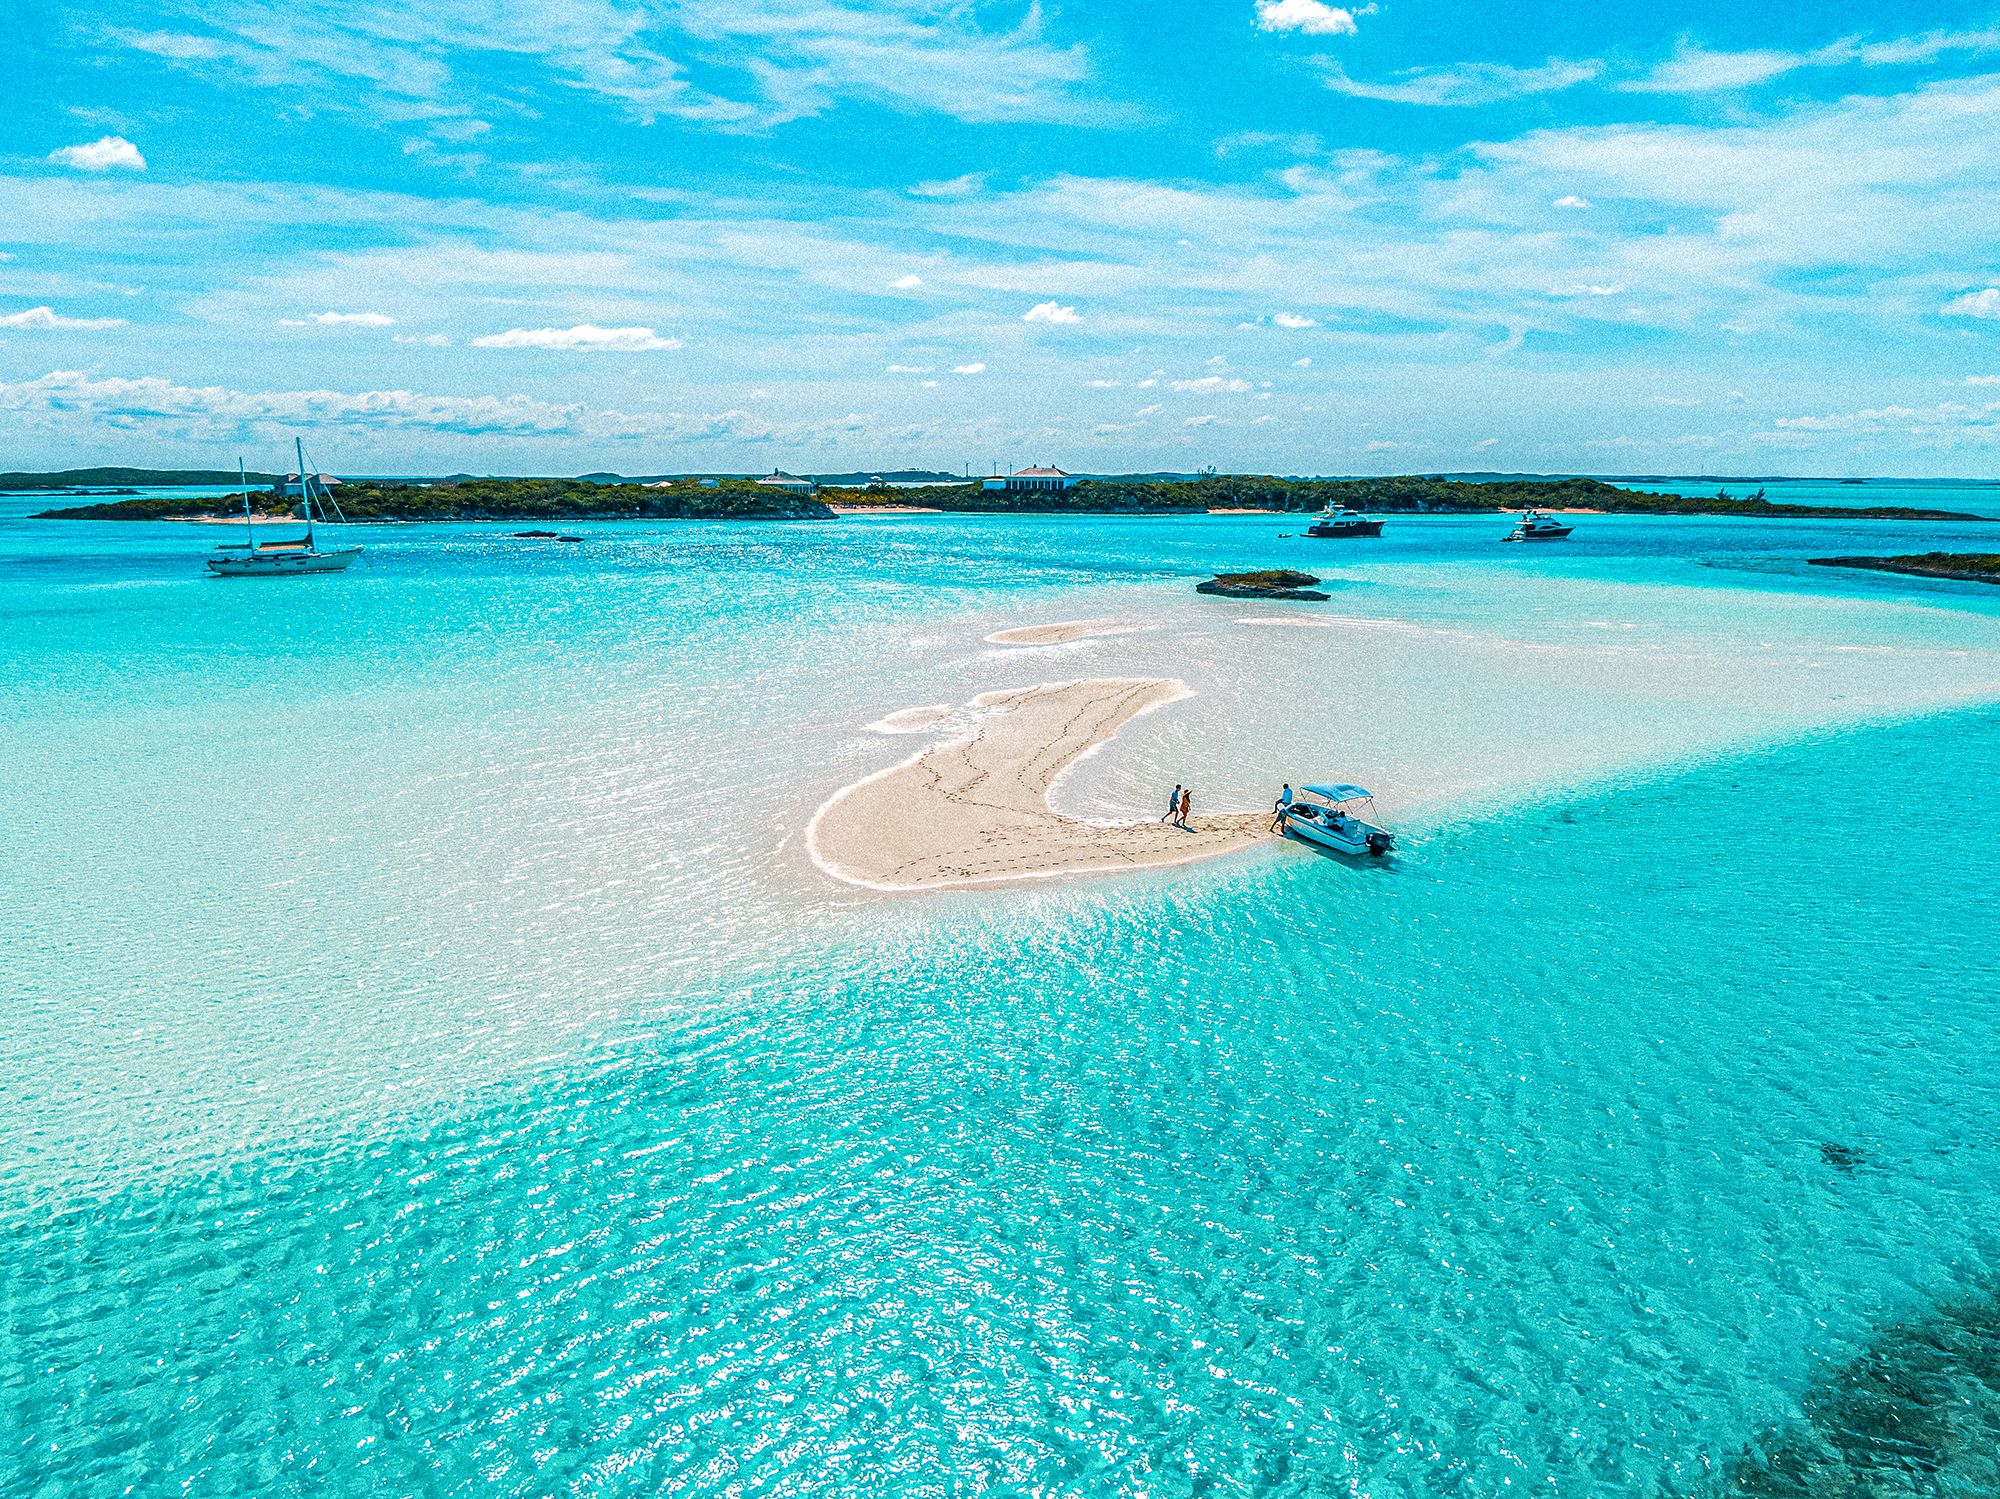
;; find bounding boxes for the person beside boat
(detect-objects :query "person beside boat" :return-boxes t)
[1270,784,1293,831]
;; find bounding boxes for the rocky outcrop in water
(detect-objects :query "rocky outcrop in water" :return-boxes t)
[1196,569,1331,601]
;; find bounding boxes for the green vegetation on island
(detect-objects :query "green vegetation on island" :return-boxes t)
[1810,553,2000,584]
[34,476,836,523]
[835,474,1992,520]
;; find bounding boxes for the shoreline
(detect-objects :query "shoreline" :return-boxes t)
[807,677,1270,892]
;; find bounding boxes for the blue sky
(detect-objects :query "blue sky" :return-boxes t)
[10,0,2000,475]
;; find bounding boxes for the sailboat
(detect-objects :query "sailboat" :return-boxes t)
[207,439,361,576]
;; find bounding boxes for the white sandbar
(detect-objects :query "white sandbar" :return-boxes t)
[809,677,1269,891]
[985,619,1158,646]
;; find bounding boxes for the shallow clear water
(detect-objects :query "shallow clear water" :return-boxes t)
[4,505,2000,1496]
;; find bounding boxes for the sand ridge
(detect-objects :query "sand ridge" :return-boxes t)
[985,619,1158,646]
[809,677,1270,892]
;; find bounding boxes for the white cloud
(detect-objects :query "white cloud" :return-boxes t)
[1171,375,1252,393]
[1943,288,2000,319]
[287,310,396,327]
[1552,195,1591,209]
[1293,357,1312,368]
[1086,378,1120,387]
[1549,284,1625,298]
[1135,403,1163,416]
[393,332,450,346]
[1272,311,1318,328]
[1965,375,2000,386]
[1023,300,1080,324]
[952,362,986,374]
[885,363,933,373]
[0,306,127,330]
[909,174,986,198]
[1254,0,1368,37]
[0,368,633,438]
[1365,439,1399,451]
[471,324,681,351]
[1185,414,1218,426]
[116,0,1118,131]
[49,136,146,171]
[1621,44,1807,94]
[1476,437,1498,449]
[1322,56,1600,107]
[1623,29,2000,95]
[890,273,925,289]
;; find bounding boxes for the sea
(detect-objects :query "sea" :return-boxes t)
[4,479,2000,1496]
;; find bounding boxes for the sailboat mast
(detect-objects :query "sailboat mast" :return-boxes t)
[239,458,254,551]
[295,436,314,548]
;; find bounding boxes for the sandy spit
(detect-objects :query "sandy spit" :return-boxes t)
[808,677,1270,892]
[985,619,1158,646]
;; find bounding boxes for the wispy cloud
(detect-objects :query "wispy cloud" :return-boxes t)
[1943,288,2000,319]
[1622,28,2000,94]
[951,362,986,374]
[283,310,396,327]
[471,324,681,351]
[49,135,146,171]
[1272,311,1317,328]
[1322,56,1600,107]
[0,306,127,330]
[114,0,1120,131]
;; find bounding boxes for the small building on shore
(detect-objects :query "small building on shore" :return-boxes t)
[280,472,342,498]
[757,471,817,494]
[982,465,1078,493]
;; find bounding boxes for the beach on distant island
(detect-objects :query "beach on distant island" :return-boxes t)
[808,677,1269,891]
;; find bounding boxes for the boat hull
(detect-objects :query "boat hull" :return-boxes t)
[1305,520,1384,538]
[1281,809,1394,856]
[207,547,360,576]
[1506,527,1573,542]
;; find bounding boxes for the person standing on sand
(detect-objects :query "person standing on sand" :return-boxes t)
[1270,784,1293,832]
[1177,787,1193,829]
[1161,784,1182,824]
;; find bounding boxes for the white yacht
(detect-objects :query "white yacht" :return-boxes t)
[208,440,360,577]
[1305,506,1384,538]
[1277,784,1397,856]
[1504,509,1574,542]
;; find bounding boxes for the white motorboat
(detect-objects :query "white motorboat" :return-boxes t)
[1504,509,1574,542]
[1278,783,1396,856]
[208,440,361,577]
[1305,506,1384,538]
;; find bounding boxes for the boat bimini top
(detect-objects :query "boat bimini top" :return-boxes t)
[1301,784,1371,803]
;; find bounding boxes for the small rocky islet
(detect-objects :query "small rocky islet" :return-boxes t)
[1195,569,1331,601]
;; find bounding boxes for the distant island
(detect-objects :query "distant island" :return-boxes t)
[26,473,1995,523]
[1810,553,2000,585]
[35,476,836,523]
[1,466,283,491]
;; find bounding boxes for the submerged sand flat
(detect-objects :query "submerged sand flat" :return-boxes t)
[985,619,1156,646]
[810,677,1269,891]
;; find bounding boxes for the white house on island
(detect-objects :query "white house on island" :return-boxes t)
[982,465,1079,493]
[279,472,342,498]
[756,471,818,494]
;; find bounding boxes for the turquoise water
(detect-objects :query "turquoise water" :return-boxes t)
[5,503,2000,1495]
